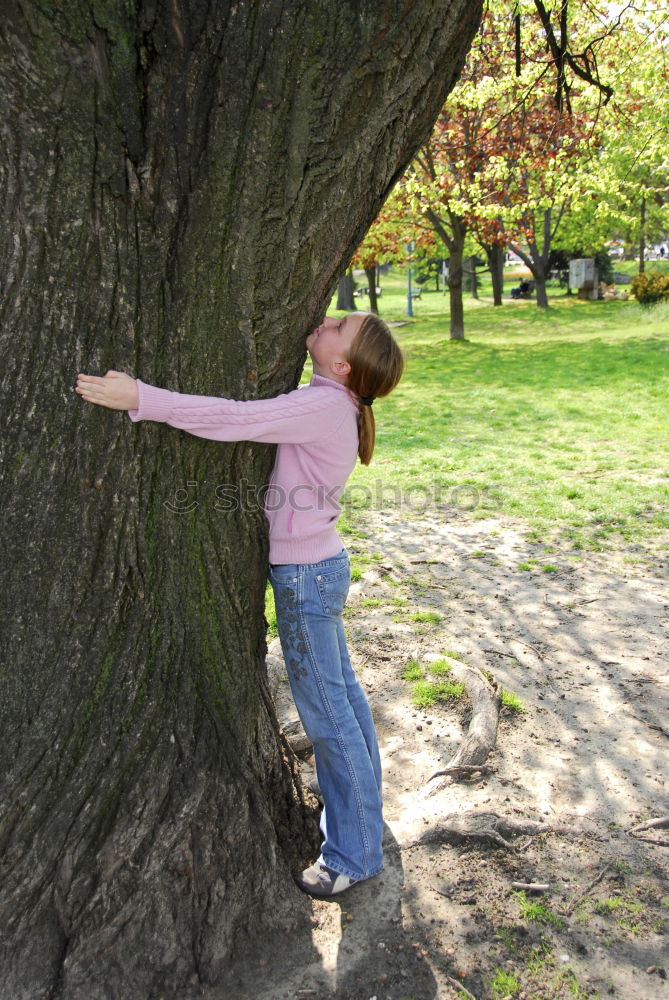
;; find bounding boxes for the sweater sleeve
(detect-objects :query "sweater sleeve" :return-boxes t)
[127,379,347,445]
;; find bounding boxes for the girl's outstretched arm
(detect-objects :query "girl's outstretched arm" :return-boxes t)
[76,374,352,446]
[76,371,139,410]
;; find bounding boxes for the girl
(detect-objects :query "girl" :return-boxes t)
[76,312,404,897]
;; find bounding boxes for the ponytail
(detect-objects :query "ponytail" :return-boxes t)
[346,315,404,465]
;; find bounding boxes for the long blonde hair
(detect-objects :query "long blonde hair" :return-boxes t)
[346,314,404,465]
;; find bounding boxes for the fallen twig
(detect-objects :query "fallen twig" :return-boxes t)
[445,975,478,1000]
[483,648,517,660]
[563,863,612,915]
[511,881,549,892]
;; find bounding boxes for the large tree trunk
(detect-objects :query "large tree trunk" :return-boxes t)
[0,1,483,997]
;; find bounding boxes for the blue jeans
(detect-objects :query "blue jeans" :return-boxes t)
[269,550,384,881]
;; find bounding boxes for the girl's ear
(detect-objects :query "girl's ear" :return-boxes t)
[332,359,351,376]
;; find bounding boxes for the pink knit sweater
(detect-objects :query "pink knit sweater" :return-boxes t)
[128,373,360,564]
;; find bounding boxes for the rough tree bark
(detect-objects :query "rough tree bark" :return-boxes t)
[0,1,483,998]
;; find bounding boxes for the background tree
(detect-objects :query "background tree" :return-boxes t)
[585,2,669,270]
[395,0,633,326]
[470,4,601,307]
[0,2,484,997]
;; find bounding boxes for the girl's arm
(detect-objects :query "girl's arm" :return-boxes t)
[75,372,348,445]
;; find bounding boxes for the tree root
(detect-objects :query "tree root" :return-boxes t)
[427,763,495,782]
[425,662,500,795]
[626,817,669,847]
[627,816,669,835]
[397,810,583,853]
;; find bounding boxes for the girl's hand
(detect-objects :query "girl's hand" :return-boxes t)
[76,371,139,411]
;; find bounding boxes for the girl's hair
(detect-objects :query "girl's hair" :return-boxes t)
[346,313,404,466]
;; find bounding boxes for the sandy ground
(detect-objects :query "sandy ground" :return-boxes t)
[233,509,669,1000]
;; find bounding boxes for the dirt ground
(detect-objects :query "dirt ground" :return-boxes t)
[231,508,669,1000]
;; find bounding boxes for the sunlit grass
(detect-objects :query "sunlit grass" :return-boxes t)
[317,268,669,551]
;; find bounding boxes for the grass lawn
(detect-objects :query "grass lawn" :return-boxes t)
[315,267,669,553]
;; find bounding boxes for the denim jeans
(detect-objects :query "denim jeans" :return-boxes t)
[269,550,384,881]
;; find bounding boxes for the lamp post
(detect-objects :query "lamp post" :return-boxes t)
[406,241,415,317]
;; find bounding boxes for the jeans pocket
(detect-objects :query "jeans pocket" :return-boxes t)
[315,566,350,615]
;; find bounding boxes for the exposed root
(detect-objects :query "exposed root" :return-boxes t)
[425,663,500,796]
[397,810,583,853]
[627,816,669,835]
[427,763,495,782]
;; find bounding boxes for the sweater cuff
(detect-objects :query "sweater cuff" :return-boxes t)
[127,379,175,423]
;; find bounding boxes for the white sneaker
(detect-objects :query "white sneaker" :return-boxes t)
[294,859,358,897]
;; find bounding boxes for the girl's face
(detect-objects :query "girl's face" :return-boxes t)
[306,313,364,382]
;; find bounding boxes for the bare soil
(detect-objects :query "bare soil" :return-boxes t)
[226,509,669,1000]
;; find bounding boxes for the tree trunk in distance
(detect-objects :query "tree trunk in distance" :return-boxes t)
[364,265,380,314]
[486,244,505,305]
[425,210,467,339]
[639,191,646,274]
[533,260,549,308]
[336,270,356,310]
[448,217,468,340]
[0,2,483,998]
[508,208,552,309]
[465,254,479,298]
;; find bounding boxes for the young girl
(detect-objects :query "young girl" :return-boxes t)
[76,312,404,897]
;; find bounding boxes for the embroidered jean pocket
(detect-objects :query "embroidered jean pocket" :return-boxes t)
[315,567,350,615]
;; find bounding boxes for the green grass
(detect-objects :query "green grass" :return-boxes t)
[319,267,669,552]
[500,688,526,713]
[411,678,465,708]
[401,656,468,705]
[513,890,565,928]
[490,968,521,997]
[401,659,424,681]
[427,657,454,675]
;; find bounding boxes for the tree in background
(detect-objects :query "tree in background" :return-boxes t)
[380,0,641,329]
[587,2,669,270]
[0,2,484,996]
[470,1,606,308]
